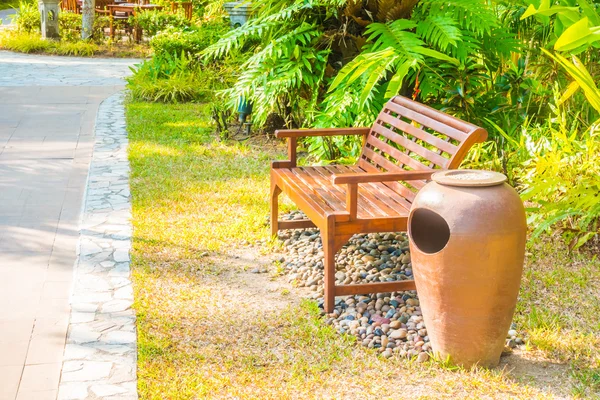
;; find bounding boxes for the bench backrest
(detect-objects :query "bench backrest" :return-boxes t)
[358,96,488,202]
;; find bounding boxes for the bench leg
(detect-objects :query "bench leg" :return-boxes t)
[323,217,336,313]
[270,183,282,238]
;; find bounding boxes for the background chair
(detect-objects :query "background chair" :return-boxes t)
[60,0,81,14]
[171,1,192,20]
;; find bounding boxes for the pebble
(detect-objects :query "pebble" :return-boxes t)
[390,329,408,340]
[390,320,401,329]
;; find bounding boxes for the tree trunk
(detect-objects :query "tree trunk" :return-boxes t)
[81,0,95,39]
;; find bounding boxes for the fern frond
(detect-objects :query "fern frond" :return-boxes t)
[385,0,420,21]
[366,20,458,64]
[365,20,423,59]
[451,30,481,63]
[416,15,462,52]
[344,0,362,18]
[202,2,306,60]
[418,0,498,36]
[329,48,398,91]
[481,26,521,58]
[222,22,328,124]
[376,0,397,21]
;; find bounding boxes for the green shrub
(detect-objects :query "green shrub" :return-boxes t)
[14,0,40,33]
[0,31,52,52]
[54,40,97,56]
[92,15,111,40]
[521,104,600,250]
[59,12,81,41]
[127,49,237,103]
[59,13,110,42]
[127,52,205,103]
[150,21,228,57]
[130,9,190,37]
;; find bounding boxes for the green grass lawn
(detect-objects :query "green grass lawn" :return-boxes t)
[127,100,600,399]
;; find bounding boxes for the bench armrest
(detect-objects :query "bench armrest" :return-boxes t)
[332,170,434,219]
[275,127,370,138]
[272,127,370,169]
[331,170,434,185]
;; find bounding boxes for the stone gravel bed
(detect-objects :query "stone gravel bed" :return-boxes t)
[276,211,524,361]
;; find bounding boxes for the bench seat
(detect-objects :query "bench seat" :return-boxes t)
[273,165,415,220]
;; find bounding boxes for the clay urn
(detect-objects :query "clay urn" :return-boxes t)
[407,170,526,368]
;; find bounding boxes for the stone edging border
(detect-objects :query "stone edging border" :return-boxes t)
[58,92,137,400]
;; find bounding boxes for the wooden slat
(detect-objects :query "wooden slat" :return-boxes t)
[362,146,403,173]
[371,123,450,168]
[366,132,433,171]
[378,112,459,155]
[325,165,403,217]
[335,216,408,235]
[346,164,414,210]
[290,168,346,214]
[406,179,426,190]
[361,147,418,202]
[335,280,417,296]
[385,101,468,142]
[310,166,387,218]
[276,127,370,138]
[393,96,478,134]
[273,171,334,227]
[278,220,317,230]
[358,157,381,172]
[276,169,335,215]
[345,166,412,211]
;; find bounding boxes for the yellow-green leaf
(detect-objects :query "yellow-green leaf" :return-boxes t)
[558,81,580,105]
[555,17,591,51]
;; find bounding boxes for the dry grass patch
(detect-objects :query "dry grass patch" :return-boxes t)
[127,101,599,399]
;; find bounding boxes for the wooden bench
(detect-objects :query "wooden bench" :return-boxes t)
[270,96,488,313]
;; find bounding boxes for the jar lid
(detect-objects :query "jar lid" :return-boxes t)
[431,170,507,187]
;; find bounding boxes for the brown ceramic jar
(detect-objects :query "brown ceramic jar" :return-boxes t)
[408,170,526,368]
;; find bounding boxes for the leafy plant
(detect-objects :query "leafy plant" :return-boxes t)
[13,0,40,33]
[521,102,600,250]
[127,51,236,103]
[521,0,600,53]
[130,9,191,37]
[59,11,82,41]
[203,0,344,127]
[0,31,51,52]
[54,40,97,56]
[325,0,519,126]
[127,52,202,103]
[150,21,228,57]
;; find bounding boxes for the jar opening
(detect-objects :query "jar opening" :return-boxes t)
[409,208,450,254]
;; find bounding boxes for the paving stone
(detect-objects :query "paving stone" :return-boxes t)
[90,384,128,397]
[69,326,101,344]
[105,331,136,345]
[57,383,89,400]
[63,344,98,360]
[61,361,112,382]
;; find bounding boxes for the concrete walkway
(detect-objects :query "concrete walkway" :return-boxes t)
[0,52,137,400]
